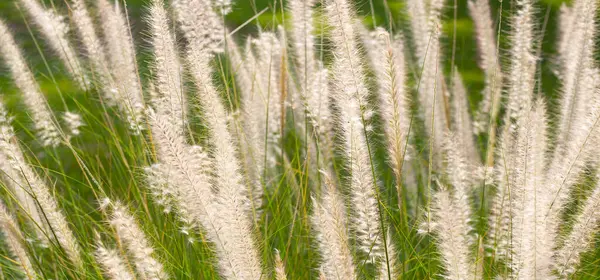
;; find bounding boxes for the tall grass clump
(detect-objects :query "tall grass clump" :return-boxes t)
[0,0,599,279]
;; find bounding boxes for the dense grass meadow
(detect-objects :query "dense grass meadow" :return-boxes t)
[0,0,599,279]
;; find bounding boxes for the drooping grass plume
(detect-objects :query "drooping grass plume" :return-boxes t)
[172,0,225,54]
[0,202,35,279]
[108,201,167,280]
[0,99,81,267]
[0,99,46,239]
[69,0,113,99]
[325,0,383,261]
[97,0,145,134]
[94,240,135,280]
[176,0,263,276]
[62,111,84,140]
[0,18,61,147]
[18,0,88,89]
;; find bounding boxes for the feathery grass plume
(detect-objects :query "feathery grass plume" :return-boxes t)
[288,0,316,100]
[182,4,262,279]
[95,240,135,280]
[504,0,536,131]
[469,0,503,140]
[488,131,514,261]
[0,99,46,239]
[148,0,186,136]
[97,0,145,134]
[146,86,214,235]
[429,185,474,280]
[187,47,263,280]
[145,0,216,239]
[172,0,225,54]
[109,202,167,280]
[490,0,538,260]
[252,31,284,157]
[543,74,600,258]
[69,0,113,101]
[426,133,478,280]
[312,172,356,280]
[556,3,574,73]
[0,202,35,279]
[378,231,398,280]
[554,182,600,277]
[226,37,267,205]
[288,0,332,139]
[450,71,479,164]
[506,100,552,279]
[369,28,411,202]
[18,0,88,89]
[62,111,84,140]
[553,0,598,155]
[407,0,449,166]
[325,0,383,261]
[0,111,81,266]
[0,19,61,147]
[274,249,287,280]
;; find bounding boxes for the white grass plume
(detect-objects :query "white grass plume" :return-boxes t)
[0,202,35,279]
[145,106,213,236]
[97,0,145,134]
[450,71,479,163]
[0,100,46,239]
[0,114,81,266]
[543,82,600,256]
[18,0,88,89]
[148,0,186,137]
[288,0,331,141]
[312,172,356,280]
[274,249,287,280]
[109,202,167,280]
[505,0,536,131]
[69,0,113,100]
[370,28,411,199]
[429,185,474,280]
[554,182,600,277]
[406,0,449,166]
[172,0,225,54]
[468,0,503,136]
[95,240,134,280]
[62,111,84,140]
[0,19,61,147]
[288,0,317,109]
[553,0,598,155]
[557,3,574,74]
[252,31,284,159]
[507,100,552,279]
[184,5,262,278]
[378,231,399,280]
[226,37,267,206]
[325,0,383,261]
